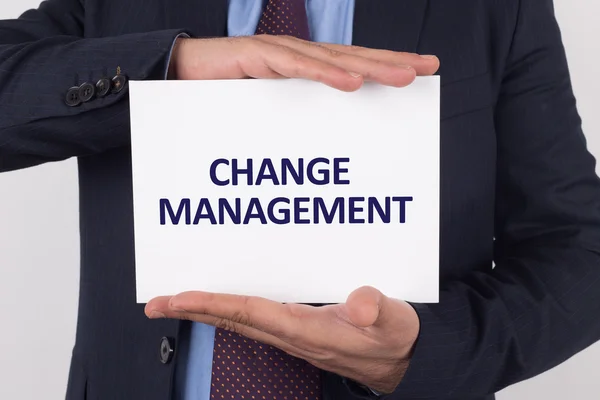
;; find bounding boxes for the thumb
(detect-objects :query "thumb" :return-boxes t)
[345,286,394,328]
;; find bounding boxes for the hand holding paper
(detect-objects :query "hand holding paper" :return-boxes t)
[168,35,439,91]
[145,286,419,394]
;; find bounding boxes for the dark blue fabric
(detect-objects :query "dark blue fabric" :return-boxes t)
[1,1,599,399]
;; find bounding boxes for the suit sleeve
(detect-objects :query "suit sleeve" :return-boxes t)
[0,0,187,172]
[390,0,600,398]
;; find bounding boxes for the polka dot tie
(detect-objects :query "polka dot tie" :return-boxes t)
[209,330,322,399]
[209,3,318,398]
[255,0,311,40]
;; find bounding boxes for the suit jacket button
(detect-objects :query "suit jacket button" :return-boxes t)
[95,78,111,97]
[65,86,81,107]
[78,82,95,102]
[111,74,127,94]
[159,337,174,364]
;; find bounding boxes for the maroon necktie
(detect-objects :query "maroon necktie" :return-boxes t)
[210,5,321,398]
[255,0,311,40]
[210,330,322,399]
[209,4,321,399]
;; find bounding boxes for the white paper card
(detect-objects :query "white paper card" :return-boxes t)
[129,77,440,304]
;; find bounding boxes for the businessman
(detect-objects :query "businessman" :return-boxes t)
[2,0,600,399]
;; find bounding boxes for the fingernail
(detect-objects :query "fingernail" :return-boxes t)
[149,311,166,319]
[348,71,362,78]
[420,55,437,60]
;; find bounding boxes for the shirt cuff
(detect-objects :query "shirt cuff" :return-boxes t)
[342,377,387,399]
[164,32,191,80]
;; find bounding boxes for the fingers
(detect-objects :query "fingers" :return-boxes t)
[183,35,438,91]
[146,292,345,355]
[345,286,382,327]
[163,291,297,337]
[243,35,439,91]
[147,297,289,344]
[255,35,417,88]
[144,288,418,363]
[317,42,440,76]
[345,286,410,330]
[256,42,365,92]
[256,35,439,76]
[145,294,332,361]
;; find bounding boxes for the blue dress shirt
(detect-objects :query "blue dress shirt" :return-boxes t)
[174,1,355,398]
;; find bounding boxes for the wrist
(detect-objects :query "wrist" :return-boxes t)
[167,37,191,80]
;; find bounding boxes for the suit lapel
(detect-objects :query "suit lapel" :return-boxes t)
[352,0,428,53]
[164,0,228,37]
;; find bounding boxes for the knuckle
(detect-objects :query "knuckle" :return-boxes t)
[178,313,195,323]
[280,326,301,343]
[231,296,254,326]
[370,58,383,66]
[280,306,306,341]
[230,310,252,326]
[325,47,342,58]
[241,295,252,307]
[273,43,297,57]
[297,65,323,81]
[291,59,309,77]
[215,318,238,333]
[286,303,307,319]
[290,50,306,63]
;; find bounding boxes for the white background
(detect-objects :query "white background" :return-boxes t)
[0,1,598,399]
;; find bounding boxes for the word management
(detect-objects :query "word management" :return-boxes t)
[159,157,414,225]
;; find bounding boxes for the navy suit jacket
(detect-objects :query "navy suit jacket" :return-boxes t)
[2,1,600,399]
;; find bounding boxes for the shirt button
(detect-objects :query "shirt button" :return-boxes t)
[78,82,95,103]
[95,78,111,97]
[159,336,174,364]
[65,86,81,107]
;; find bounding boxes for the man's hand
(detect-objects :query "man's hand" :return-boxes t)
[145,286,420,394]
[168,35,439,91]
